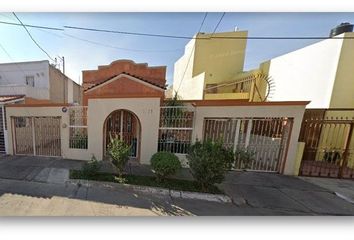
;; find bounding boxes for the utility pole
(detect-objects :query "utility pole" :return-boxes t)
[58,56,66,104]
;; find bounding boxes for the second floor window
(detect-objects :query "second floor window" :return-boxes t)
[25,75,35,87]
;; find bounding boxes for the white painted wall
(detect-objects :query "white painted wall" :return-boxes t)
[266,37,344,108]
[0,60,50,99]
[173,38,201,100]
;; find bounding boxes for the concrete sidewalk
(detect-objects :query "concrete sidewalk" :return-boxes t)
[219,171,354,215]
[1,155,354,216]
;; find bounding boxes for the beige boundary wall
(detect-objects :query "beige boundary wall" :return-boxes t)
[6,99,308,175]
[87,98,161,164]
[5,105,91,160]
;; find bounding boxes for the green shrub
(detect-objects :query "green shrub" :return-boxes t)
[151,152,181,181]
[187,139,234,191]
[82,155,101,177]
[107,137,131,178]
[235,148,256,169]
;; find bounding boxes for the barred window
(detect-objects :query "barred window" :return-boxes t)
[158,106,194,154]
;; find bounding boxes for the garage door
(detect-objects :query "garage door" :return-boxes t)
[12,116,61,157]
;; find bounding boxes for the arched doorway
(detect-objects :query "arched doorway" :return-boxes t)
[103,109,141,161]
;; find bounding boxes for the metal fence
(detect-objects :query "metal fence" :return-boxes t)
[203,117,293,172]
[158,106,195,154]
[0,106,5,154]
[299,109,354,179]
[69,106,88,149]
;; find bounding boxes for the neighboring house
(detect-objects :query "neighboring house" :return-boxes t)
[0,60,82,104]
[0,60,83,154]
[172,30,268,102]
[174,23,354,108]
[261,27,354,109]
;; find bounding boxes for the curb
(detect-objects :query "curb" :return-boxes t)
[68,179,232,203]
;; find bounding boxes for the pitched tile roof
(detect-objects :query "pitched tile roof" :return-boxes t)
[84,72,166,92]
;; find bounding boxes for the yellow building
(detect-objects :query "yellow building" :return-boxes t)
[172,30,269,101]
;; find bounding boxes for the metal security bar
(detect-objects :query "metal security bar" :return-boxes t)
[158,106,195,154]
[203,117,293,172]
[0,106,5,153]
[13,117,34,155]
[12,116,61,156]
[69,106,88,149]
[34,117,61,156]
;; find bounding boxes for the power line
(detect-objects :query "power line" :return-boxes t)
[63,33,183,53]
[12,12,56,62]
[0,20,64,31]
[176,12,208,93]
[64,25,192,39]
[1,18,354,40]
[211,12,226,36]
[64,24,354,40]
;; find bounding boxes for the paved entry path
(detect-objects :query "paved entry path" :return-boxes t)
[0,155,354,216]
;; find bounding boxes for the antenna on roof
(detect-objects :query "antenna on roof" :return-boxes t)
[234,26,239,31]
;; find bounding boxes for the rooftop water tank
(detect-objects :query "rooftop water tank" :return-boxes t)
[329,22,353,37]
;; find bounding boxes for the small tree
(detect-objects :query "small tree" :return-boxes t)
[187,139,234,191]
[151,152,181,182]
[107,137,131,178]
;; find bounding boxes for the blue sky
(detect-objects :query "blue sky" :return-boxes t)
[0,12,354,86]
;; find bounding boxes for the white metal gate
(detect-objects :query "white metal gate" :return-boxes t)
[203,117,293,172]
[12,116,61,156]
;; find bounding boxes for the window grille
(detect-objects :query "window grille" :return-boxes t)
[69,106,88,149]
[158,106,195,154]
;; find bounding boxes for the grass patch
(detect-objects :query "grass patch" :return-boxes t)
[70,170,222,194]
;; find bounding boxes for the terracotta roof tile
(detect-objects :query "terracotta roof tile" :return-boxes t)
[0,95,25,103]
[84,72,166,92]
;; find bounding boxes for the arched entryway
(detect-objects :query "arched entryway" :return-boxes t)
[103,109,141,161]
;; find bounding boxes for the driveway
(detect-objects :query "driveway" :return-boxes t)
[0,155,354,216]
[220,171,354,215]
[0,155,83,183]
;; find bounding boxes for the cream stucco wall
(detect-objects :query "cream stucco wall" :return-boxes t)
[5,100,307,176]
[5,106,90,160]
[192,104,307,175]
[87,98,160,164]
[173,31,248,100]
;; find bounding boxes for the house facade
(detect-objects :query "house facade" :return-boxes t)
[172,31,268,101]
[3,59,310,176]
[0,60,83,154]
[0,60,82,104]
[261,31,354,109]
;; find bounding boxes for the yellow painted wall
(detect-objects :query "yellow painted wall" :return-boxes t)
[329,32,354,108]
[204,92,250,100]
[173,31,248,100]
[193,31,248,85]
[294,142,305,175]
